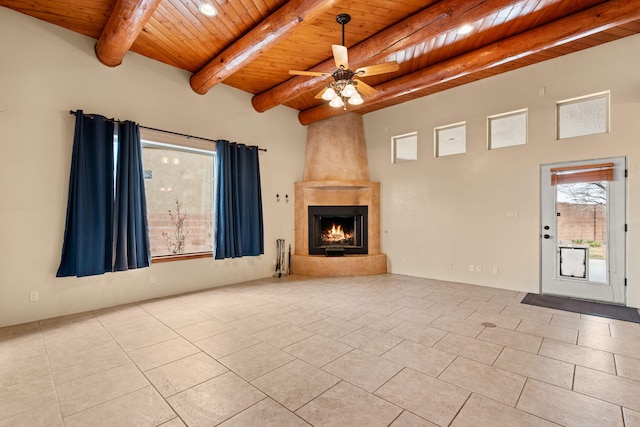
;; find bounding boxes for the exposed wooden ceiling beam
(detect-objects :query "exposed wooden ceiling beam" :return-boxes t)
[298,0,640,126]
[190,0,339,95]
[95,0,162,67]
[251,0,521,113]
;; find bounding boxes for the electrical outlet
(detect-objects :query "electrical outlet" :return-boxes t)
[448,263,453,270]
[150,275,156,284]
[492,266,500,275]
[476,265,482,273]
[469,264,474,272]
[30,291,39,302]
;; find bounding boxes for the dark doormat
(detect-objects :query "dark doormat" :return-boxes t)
[521,293,640,323]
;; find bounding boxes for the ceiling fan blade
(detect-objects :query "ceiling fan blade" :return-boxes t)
[354,79,377,97]
[289,70,331,77]
[355,61,399,77]
[332,44,349,69]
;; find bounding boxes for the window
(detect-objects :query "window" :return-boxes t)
[556,91,609,139]
[488,109,527,149]
[141,129,215,259]
[435,122,466,157]
[391,132,418,163]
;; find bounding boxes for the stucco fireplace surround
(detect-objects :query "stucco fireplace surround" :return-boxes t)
[290,112,387,277]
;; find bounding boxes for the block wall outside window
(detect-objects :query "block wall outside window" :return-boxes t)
[142,144,214,257]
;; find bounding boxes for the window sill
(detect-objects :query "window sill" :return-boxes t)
[151,252,213,263]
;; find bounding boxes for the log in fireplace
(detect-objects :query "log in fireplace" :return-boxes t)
[308,205,368,256]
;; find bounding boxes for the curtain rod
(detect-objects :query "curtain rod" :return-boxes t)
[69,110,266,152]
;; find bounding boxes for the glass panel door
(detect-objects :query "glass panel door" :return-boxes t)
[540,158,626,304]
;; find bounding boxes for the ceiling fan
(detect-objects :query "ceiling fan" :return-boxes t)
[289,14,400,109]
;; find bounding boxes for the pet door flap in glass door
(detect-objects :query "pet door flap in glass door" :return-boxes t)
[559,246,587,279]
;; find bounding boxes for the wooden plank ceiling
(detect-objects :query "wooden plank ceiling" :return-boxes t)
[2,0,640,124]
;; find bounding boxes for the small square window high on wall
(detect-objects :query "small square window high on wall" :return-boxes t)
[488,109,527,150]
[391,132,418,163]
[434,122,466,157]
[556,91,610,140]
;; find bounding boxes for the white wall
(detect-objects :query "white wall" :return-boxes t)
[4,7,640,327]
[0,7,306,327]
[365,34,640,307]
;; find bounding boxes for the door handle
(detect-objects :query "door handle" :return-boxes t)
[543,234,551,239]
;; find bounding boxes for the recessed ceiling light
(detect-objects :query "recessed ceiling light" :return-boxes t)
[458,24,474,35]
[199,2,217,17]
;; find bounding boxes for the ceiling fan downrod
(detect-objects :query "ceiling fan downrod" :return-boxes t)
[336,13,351,47]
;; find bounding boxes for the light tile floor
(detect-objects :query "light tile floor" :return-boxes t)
[2,274,640,426]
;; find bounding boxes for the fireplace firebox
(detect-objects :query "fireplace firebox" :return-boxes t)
[308,206,368,256]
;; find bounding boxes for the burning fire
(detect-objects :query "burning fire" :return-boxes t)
[322,224,353,244]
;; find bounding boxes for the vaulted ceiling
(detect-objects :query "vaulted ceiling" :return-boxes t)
[2,0,640,125]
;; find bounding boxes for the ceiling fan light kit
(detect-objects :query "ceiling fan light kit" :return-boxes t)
[348,93,363,105]
[289,13,399,110]
[321,87,338,101]
[329,97,344,108]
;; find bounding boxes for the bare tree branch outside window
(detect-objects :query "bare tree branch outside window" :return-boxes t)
[558,182,606,206]
[162,199,190,254]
